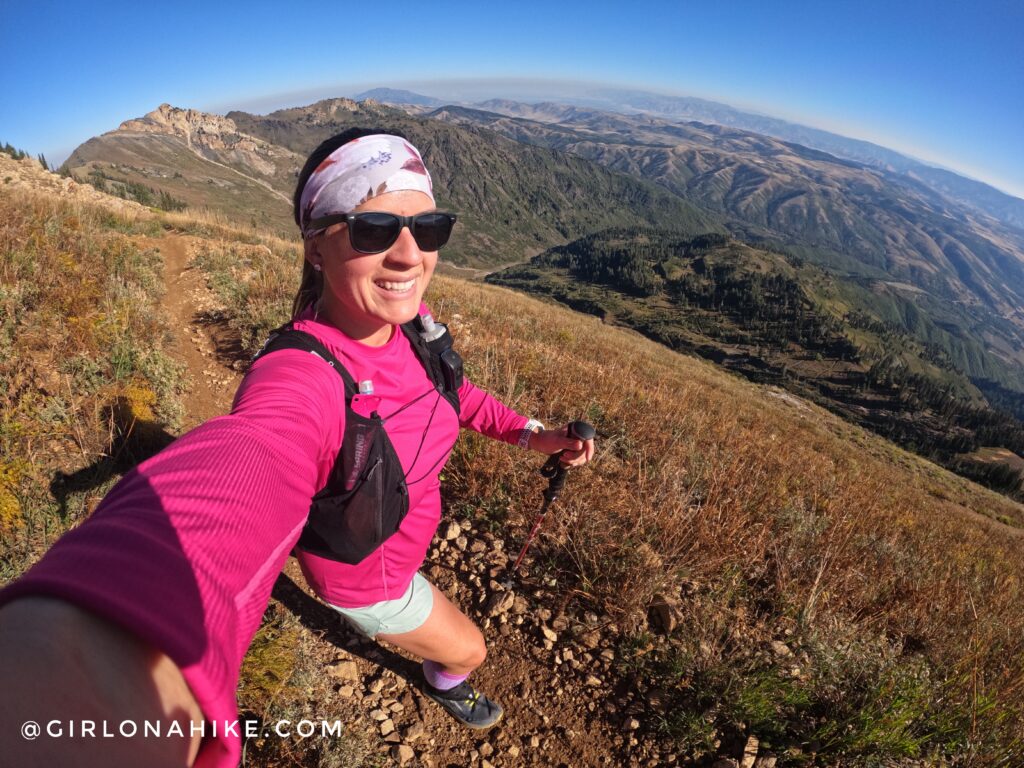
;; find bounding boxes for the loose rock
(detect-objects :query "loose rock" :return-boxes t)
[770,640,793,658]
[741,735,760,768]
[648,593,682,635]
[326,659,359,681]
[403,723,425,742]
[486,590,516,617]
[580,630,601,649]
[392,744,415,765]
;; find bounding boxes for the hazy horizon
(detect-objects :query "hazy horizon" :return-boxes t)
[203,76,1023,200]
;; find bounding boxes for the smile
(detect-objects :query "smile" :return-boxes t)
[374,278,416,293]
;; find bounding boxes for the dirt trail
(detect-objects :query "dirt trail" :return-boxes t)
[157,234,242,428]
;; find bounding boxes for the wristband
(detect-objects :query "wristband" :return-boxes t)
[518,419,544,449]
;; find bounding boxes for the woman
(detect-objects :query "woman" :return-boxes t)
[0,129,595,767]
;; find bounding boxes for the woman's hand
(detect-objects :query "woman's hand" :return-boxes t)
[0,597,205,767]
[527,424,595,467]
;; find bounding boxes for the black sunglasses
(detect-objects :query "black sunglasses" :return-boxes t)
[308,211,457,254]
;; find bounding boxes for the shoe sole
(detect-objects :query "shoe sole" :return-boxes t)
[424,692,504,730]
[461,709,503,730]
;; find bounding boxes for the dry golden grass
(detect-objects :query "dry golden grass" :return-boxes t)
[426,278,1024,764]
[0,187,184,577]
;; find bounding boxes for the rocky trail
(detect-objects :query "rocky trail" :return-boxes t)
[152,236,775,768]
[157,235,244,425]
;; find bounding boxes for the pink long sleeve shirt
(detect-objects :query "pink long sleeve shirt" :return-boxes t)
[0,307,529,767]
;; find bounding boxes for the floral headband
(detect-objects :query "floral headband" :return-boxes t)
[298,134,434,239]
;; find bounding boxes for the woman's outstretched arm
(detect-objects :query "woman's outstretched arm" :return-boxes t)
[0,349,346,767]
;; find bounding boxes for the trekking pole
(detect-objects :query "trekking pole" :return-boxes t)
[508,420,596,578]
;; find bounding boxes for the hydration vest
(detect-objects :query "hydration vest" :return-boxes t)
[251,313,463,564]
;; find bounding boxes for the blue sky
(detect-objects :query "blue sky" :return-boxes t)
[2,0,1022,198]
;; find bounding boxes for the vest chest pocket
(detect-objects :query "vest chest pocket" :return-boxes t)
[299,421,411,565]
[252,322,455,565]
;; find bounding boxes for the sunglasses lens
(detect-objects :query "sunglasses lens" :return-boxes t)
[346,212,455,253]
[349,212,401,253]
[411,213,454,251]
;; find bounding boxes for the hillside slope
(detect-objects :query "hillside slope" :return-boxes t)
[63,104,300,235]
[488,227,1024,502]
[8,142,1024,767]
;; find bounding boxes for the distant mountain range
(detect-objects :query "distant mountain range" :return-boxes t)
[353,88,446,108]
[61,93,1024,394]
[351,86,1024,232]
[422,100,1024,371]
[478,87,1024,232]
[66,99,717,266]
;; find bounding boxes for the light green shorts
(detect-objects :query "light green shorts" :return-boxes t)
[326,572,434,638]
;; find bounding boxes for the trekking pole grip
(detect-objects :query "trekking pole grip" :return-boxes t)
[540,420,595,478]
[568,420,596,443]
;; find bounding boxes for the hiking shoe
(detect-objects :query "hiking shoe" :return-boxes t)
[423,680,504,729]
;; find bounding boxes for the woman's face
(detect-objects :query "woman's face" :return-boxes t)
[307,190,438,345]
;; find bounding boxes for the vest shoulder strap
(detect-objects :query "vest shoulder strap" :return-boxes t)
[252,325,357,399]
[400,320,462,416]
[253,318,461,414]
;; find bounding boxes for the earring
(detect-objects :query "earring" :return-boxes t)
[313,264,322,272]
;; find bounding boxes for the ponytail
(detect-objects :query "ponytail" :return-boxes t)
[291,259,322,320]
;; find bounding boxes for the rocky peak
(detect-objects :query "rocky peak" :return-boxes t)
[113,104,297,174]
[284,97,398,124]
[117,103,241,141]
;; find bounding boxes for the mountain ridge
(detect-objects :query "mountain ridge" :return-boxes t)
[421,102,1024,382]
[59,96,1024,402]
[67,99,721,265]
[542,87,1024,223]
[371,87,1024,229]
